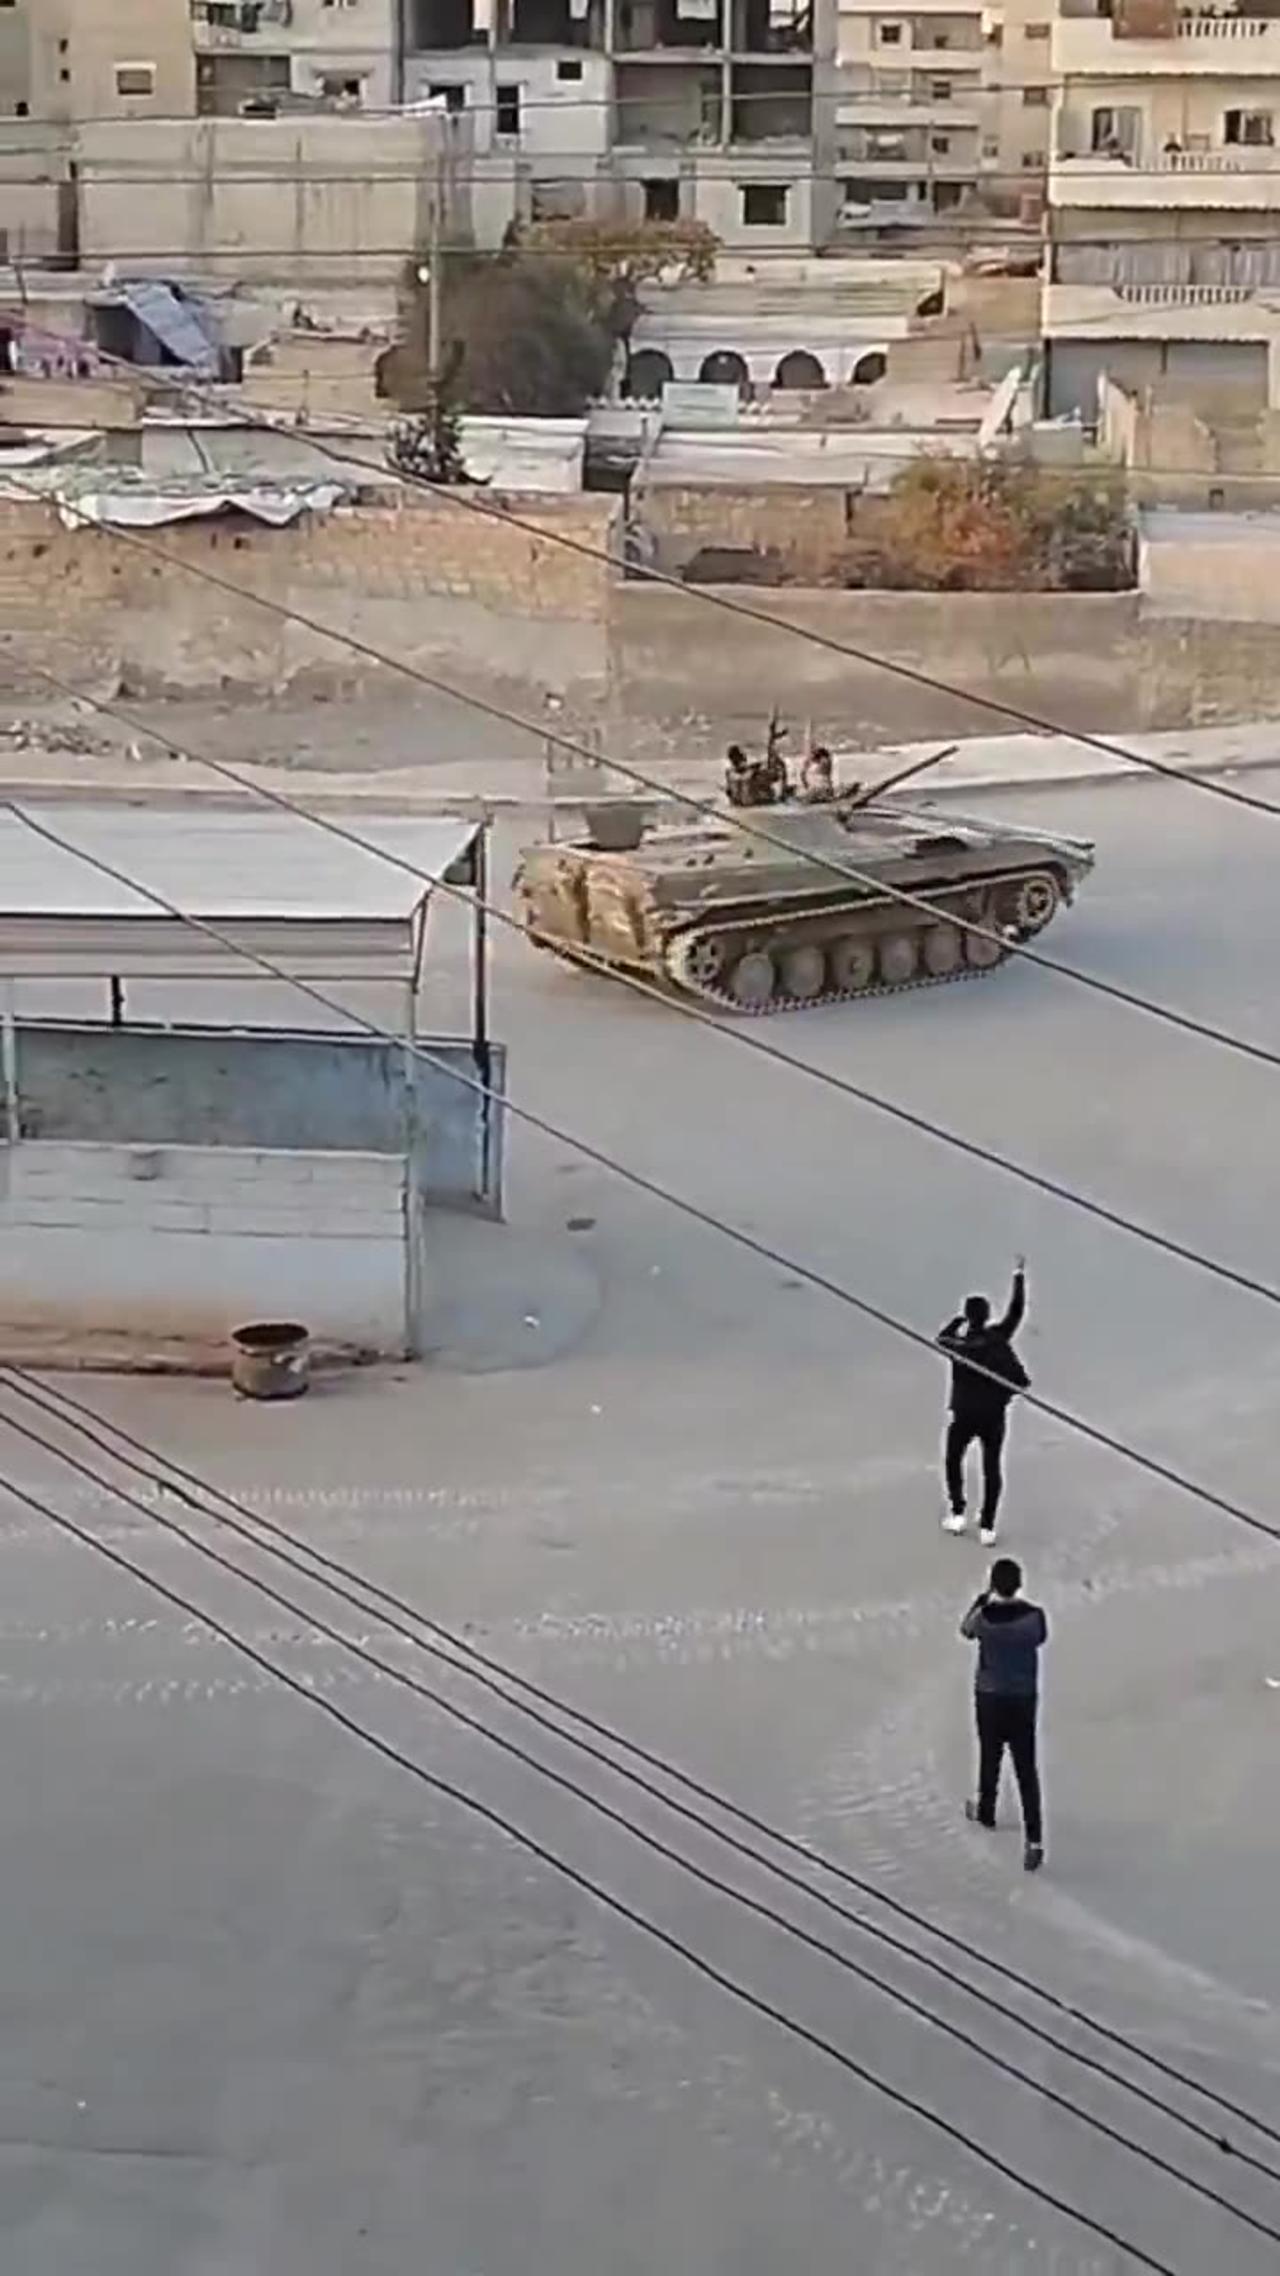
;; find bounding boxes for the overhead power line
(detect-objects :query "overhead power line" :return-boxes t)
[10,1362,1280,2178]
[3,1388,1278,2254]
[12,474,1280,1091]
[0,1454,1185,2276]
[9,791,1280,1550]
[23,657,1280,1329]
[12,312,1280,838]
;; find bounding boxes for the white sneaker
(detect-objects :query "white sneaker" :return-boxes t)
[978,1525,998,1546]
[941,1511,968,1534]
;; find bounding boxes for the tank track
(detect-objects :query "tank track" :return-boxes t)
[658,869,1052,1015]
[526,867,1062,1017]
[671,939,1008,1016]
[535,930,1005,1016]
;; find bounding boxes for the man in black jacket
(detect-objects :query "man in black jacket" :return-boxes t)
[961,1556,1047,1871]
[936,1258,1029,1543]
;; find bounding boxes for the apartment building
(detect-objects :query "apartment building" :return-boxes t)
[190,0,398,116]
[1045,0,1280,420]
[402,0,842,249]
[833,4,1054,222]
[16,1,196,119]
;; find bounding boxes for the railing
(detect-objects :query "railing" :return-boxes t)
[1176,11,1273,35]
[1113,281,1256,303]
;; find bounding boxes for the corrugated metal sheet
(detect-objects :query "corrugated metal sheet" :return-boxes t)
[0,809,481,983]
[0,809,479,922]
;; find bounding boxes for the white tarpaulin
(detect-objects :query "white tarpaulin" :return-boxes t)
[54,481,346,530]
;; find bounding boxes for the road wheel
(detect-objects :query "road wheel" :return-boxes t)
[879,933,918,986]
[829,937,876,992]
[923,924,962,977]
[728,949,776,1010]
[779,945,826,1002]
[964,920,1004,969]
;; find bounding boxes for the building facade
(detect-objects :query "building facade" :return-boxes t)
[403,0,842,250]
[833,1,1054,223]
[1045,0,1280,422]
[190,0,398,116]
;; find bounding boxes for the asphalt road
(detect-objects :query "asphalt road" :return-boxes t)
[2,771,1280,2275]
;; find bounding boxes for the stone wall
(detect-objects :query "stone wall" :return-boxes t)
[0,1140,406,1348]
[639,486,850,580]
[615,586,1143,745]
[0,491,618,705]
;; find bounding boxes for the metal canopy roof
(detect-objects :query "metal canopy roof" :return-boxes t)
[0,806,482,988]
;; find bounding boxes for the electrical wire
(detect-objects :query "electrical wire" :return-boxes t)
[9,791,1280,1551]
[18,403,1280,498]
[7,1393,1278,2242]
[9,1360,1280,2177]
[0,1454,1185,2276]
[14,491,1280,1093]
[20,656,1280,1328]
[12,307,1280,843]
[6,1387,1280,2250]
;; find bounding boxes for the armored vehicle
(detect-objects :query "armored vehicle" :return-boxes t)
[513,748,1095,1016]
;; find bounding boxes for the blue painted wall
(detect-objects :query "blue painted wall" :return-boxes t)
[12,1023,506,1217]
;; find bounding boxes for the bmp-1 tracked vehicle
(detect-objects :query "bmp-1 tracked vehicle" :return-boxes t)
[514,744,1095,1015]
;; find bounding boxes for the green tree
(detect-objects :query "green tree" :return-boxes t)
[379,250,616,420]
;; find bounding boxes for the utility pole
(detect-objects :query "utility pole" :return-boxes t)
[427,151,442,388]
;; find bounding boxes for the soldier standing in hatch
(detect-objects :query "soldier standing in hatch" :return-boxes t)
[936,1258,1030,1543]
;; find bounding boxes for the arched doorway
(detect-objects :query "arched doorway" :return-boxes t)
[624,347,673,400]
[698,349,750,391]
[852,349,888,386]
[774,349,827,389]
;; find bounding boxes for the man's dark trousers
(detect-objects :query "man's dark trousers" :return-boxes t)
[945,1410,1007,1527]
[975,1693,1042,1846]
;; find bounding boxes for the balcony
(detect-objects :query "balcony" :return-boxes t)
[838,92,983,129]
[1044,277,1280,341]
[1050,146,1280,210]
[1052,13,1280,80]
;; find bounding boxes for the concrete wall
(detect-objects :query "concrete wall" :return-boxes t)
[617,575,1280,740]
[0,490,618,703]
[74,114,462,283]
[616,583,1144,741]
[0,1140,406,1349]
[12,1024,505,1217]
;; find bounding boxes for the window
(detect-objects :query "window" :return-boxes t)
[114,62,155,97]
[429,81,466,111]
[1021,150,1045,167]
[496,82,521,135]
[320,74,365,98]
[1225,108,1274,147]
[557,58,583,80]
[982,135,998,158]
[931,133,950,153]
[1022,86,1048,108]
[930,79,953,101]
[643,177,680,221]
[1025,21,1051,37]
[878,21,903,42]
[741,182,789,226]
